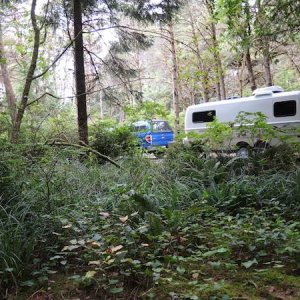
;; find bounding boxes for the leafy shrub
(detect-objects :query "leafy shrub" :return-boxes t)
[0,160,11,199]
[90,121,137,159]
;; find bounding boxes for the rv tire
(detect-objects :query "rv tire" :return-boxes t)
[236,147,249,158]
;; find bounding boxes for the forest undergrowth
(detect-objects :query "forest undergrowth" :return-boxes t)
[0,141,299,299]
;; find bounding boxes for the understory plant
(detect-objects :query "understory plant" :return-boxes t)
[0,133,299,299]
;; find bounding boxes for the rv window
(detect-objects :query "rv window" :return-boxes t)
[192,110,216,123]
[274,100,296,117]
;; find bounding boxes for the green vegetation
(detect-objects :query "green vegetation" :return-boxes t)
[1,1,300,298]
[0,131,299,299]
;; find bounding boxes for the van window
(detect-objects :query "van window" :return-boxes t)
[274,100,296,117]
[134,125,148,132]
[192,110,216,123]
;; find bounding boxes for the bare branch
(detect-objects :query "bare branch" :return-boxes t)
[26,92,60,107]
[48,140,121,169]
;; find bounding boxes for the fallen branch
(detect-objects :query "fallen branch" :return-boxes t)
[48,140,121,169]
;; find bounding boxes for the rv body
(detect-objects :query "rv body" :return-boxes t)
[184,87,300,148]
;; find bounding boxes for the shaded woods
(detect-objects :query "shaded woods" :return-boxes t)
[0,0,300,299]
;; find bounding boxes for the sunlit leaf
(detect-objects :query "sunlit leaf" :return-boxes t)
[100,212,110,218]
[90,241,102,248]
[50,255,62,260]
[88,260,101,266]
[111,245,123,253]
[84,271,96,278]
[119,215,128,223]
[62,224,72,229]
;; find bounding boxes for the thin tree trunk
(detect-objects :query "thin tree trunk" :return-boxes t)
[204,0,225,100]
[245,49,257,91]
[0,22,17,123]
[99,91,104,119]
[188,5,209,102]
[210,21,226,100]
[244,1,256,91]
[256,0,272,87]
[73,0,89,145]
[11,0,40,143]
[286,52,300,75]
[237,54,246,97]
[168,21,180,134]
[262,41,272,86]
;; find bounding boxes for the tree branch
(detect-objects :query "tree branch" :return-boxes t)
[25,92,61,107]
[48,140,121,169]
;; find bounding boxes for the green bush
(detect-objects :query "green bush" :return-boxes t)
[90,121,137,159]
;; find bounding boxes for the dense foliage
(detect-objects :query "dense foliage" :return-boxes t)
[0,137,299,299]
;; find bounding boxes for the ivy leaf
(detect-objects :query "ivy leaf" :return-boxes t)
[176,266,186,274]
[203,248,228,257]
[20,280,35,287]
[110,287,123,294]
[92,233,101,241]
[242,259,258,269]
[84,271,96,278]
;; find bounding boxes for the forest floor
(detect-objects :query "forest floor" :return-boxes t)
[2,144,300,300]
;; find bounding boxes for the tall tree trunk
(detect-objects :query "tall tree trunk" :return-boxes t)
[73,0,88,145]
[0,22,17,123]
[168,21,180,134]
[245,49,257,91]
[11,0,40,143]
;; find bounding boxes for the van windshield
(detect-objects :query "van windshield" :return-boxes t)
[152,121,173,132]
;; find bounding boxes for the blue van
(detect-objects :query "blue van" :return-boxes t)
[133,120,174,152]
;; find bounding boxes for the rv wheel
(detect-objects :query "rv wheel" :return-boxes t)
[236,147,249,158]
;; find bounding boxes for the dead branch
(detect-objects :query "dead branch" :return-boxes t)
[48,140,121,169]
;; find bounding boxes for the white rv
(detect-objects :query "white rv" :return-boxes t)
[184,86,300,152]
